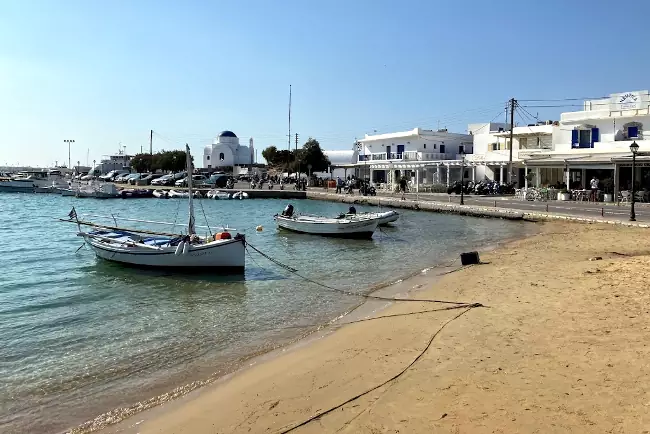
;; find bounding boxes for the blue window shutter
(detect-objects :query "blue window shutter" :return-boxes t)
[628,126,639,138]
[571,130,579,147]
[591,128,599,148]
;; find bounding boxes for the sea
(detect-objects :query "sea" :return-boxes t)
[0,192,531,433]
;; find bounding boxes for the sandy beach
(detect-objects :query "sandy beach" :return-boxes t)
[94,221,650,434]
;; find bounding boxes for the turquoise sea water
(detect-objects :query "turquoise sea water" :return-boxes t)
[0,193,530,433]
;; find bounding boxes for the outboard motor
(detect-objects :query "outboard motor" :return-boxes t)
[348,206,357,214]
[282,204,294,217]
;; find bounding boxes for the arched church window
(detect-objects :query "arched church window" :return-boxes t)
[219,153,225,161]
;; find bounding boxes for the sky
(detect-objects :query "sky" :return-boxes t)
[2,0,650,167]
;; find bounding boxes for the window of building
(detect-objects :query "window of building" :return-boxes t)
[621,122,643,140]
[440,144,446,153]
[423,143,426,149]
[459,145,464,154]
[491,143,498,151]
[206,155,210,160]
[433,144,436,149]
[219,152,225,161]
[519,137,528,149]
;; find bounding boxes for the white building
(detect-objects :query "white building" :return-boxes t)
[355,128,474,188]
[521,90,650,195]
[94,151,133,175]
[312,149,358,179]
[476,121,559,184]
[203,131,254,169]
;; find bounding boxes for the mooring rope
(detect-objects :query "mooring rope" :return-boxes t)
[244,241,473,305]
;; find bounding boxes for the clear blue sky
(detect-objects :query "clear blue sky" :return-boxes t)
[2,0,649,167]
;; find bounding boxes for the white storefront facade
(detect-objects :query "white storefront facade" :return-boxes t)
[521,90,650,198]
[355,128,474,190]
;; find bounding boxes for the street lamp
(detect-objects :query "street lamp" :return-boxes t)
[630,141,639,221]
[459,148,466,205]
[64,139,75,169]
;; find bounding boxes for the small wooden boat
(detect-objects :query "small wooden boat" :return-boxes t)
[63,145,246,271]
[356,210,399,226]
[275,205,378,239]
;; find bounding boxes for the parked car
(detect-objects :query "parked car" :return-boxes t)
[208,174,230,188]
[80,174,95,181]
[115,173,135,183]
[238,174,251,182]
[138,173,162,185]
[175,174,208,187]
[127,173,149,185]
[151,174,172,186]
[100,170,130,182]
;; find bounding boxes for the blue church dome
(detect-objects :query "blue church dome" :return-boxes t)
[219,130,237,138]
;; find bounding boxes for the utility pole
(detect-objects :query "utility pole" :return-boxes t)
[295,133,299,151]
[64,139,75,169]
[149,129,153,155]
[288,85,292,152]
[508,98,516,184]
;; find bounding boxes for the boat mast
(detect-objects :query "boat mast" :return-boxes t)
[185,144,196,235]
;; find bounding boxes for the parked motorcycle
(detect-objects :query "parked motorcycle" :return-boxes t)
[359,181,376,196]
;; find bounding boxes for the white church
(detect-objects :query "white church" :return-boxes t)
[203,130,254,169]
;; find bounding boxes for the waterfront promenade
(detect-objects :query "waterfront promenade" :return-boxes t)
[310,189,650,226]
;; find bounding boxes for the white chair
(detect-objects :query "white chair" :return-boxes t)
[635,191,645,203]
[620,191,631,203]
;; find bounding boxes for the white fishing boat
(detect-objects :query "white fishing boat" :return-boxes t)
[61,181,120,198]
[34,179,70,194]
[63,145,245,271]
[232,191,249,200]
[275,205,378,239]
[169,189,202,199]
[356,210,399,226]
[206,189,231,200]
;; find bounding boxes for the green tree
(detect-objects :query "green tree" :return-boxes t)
[296,138,330,173]
[262,146,278,165]
[153,150,189,172]
[130,153,154,173]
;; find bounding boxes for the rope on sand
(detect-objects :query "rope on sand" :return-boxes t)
[275,304,480,433]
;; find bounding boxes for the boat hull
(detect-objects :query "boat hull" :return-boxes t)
[276,216,378,239]
[362,211,399,226]
[84,236,246,270]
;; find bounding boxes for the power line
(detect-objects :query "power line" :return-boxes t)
[518,96,609,102]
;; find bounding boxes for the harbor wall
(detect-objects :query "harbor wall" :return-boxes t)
[305,191,650,227]
[306,191,525,220]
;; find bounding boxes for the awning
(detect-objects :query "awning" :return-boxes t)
[523,154,616,170]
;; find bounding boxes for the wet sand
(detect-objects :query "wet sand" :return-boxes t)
[95,222,650,433]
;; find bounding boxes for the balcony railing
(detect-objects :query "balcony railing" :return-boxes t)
[358,152,451,162]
